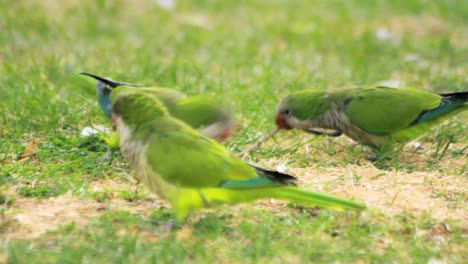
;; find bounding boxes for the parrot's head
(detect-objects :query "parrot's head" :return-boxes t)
[95,79,112,96]
[275,109,293,130]
[110,87,169,138]
[275,93,308,130]
[80,72,142,119]
[276,90,329,130]
[276,93,308,130]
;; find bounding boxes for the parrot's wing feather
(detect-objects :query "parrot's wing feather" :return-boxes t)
[247,164,297,186]
[345,87,441,134]
[145,119,258,188]
[138,87,187,111]
[303,128,342,137]
[173,95,234,128]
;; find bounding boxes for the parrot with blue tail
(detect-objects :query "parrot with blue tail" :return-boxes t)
[275,86,468,158]
[109,86,365,222]
[80,73,236,160]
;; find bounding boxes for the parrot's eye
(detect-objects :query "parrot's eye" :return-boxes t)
[283,109,292,116]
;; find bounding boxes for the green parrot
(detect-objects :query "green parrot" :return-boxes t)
[110,86,365,221]
[81,72,235,141]
[80,73,236,159]
[275,86,468,156]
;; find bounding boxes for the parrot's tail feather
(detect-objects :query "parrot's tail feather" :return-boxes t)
[275,187,366,210]
[410,91,468,126]
[439,91,468,104]
[194,187,365,211]
[249,164,297,185]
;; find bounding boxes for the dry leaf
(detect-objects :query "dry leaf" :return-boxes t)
[19,139,38,159]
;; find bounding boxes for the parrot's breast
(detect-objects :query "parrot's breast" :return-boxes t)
[199,120,235,141]
[288,104,348,131]
[114,115,174,199]
[114,116,146,170]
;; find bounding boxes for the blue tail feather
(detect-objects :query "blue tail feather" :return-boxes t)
[411,91,468,125]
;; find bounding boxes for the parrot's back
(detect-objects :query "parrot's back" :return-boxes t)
[137,87,187,112]
[340,87,468,153]
[173,96,235,141]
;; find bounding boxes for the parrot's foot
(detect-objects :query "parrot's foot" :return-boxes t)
[134,184,140,196]
[368,145,395,162]
[367,152,393,162]
[152,219,178,231]
[367,153,379,162]
[99,151,114,163]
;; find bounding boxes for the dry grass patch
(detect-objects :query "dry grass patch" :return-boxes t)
[6,156,465,242]
[2,179,169,241]
[248,131,467,226]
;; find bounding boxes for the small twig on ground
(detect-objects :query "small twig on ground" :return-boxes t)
[237,127,280,158]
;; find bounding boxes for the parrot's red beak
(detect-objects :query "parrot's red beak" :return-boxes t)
[275,113,292,130]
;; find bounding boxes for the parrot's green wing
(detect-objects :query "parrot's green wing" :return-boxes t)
[172,95,233,129]
[345,87,441,135]
[137,87,187,111]
[144,118,262,188]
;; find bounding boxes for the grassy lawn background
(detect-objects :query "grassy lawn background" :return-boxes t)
[1,0,467,262]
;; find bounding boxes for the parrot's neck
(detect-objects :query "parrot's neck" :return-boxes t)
[97,90,112,119]
[320,106,350,130]
[292,104,349,132]
[199,120,235,141]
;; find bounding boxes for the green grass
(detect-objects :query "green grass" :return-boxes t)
[1,0,467,263]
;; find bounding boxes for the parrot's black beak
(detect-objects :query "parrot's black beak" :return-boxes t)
[80,72,141,89]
